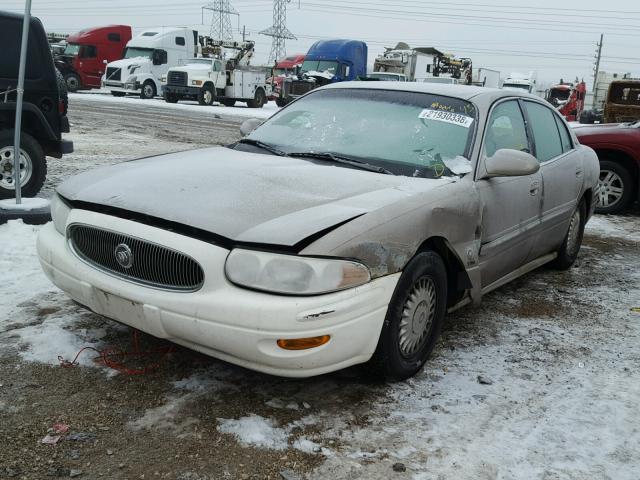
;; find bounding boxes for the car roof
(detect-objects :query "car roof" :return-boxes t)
[320,81,539,103]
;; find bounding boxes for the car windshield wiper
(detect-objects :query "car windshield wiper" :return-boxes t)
[237,138,288,157]
[288,151,394,175]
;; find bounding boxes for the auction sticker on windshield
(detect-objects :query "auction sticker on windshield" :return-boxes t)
[419,109,474,128]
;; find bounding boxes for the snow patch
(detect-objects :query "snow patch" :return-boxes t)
[217,414,288,450]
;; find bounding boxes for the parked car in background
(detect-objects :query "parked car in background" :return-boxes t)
[603,80,640,124]
[54,25,132,92]
[573,120,640,213]
[0,11,73,199]
[38,83,598,380]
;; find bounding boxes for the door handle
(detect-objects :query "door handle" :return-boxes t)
[529,180,540,196]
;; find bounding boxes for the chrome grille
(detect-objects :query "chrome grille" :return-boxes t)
[106,67,121,81]
[167,71,187,86]
[67,224,204,292]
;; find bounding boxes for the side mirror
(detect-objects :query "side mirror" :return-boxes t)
[103,59,108,65]
[239,118,263,136]
[483,149,539,178]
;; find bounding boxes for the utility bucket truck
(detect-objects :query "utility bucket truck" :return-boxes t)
[102,27,198,99]
[162,39,271,108]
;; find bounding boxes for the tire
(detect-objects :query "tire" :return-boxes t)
[111,91,126,97]
[64,72,81,93]
[596,160,634,214]
[368,251,448,381]
[220,99,236,107]
[275,97,290,108]
[56,70,68,115]
[198,85,215,106]
[550,199,586,270]
[140,81,156,100]
[247,88,266,108]
[0,130,47,199]
[164,93,179,104]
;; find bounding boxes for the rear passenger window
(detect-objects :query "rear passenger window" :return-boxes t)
[524,101,563,162]
[554,114,573,153]
[175,37,185,46]
[484,100,529,157]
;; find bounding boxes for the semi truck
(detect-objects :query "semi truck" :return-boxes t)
[268,53,306,105]
[373,43,473,84]
[502,72,537,93]
[546,79,587,122]
[278,39,367,104]
[102,27,198,99]
[54,25,132,92]
[472,68,500,88]
[162,39,271,108]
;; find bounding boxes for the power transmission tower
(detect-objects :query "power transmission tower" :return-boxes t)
[260,0,296,64]
[592,33,603,93]
[202,0,238,42]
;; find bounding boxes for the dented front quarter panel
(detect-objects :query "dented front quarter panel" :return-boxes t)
[300,175,482,279]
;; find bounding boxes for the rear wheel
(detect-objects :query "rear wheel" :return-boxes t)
[247,88,266,108]
[596,160,634,214]
[368,251,447,381]
[198,85,215,106]
[140,81,156,100]
[64,73,81,93]
[551,199,586,270]
[111,91,126,97]
[0,130,46,199]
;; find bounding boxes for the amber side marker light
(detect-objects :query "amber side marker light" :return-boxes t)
[277,335,331,350]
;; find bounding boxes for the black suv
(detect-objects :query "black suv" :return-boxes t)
[0,11,73,199]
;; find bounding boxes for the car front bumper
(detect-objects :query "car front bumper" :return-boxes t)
[36,210,399,377]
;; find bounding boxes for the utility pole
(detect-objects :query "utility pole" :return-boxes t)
[202,0,238,42]
[592,33,603,93]
[260,0,296,64]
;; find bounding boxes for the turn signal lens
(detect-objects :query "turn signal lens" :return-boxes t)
[277,335,331,350]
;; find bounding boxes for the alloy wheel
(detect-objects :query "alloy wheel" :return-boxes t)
[598,169,624,209]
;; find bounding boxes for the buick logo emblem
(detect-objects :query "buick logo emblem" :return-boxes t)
[114,243,133,269]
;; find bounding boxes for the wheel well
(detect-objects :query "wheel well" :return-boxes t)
[417,236,472,307]
[594,148,639,194]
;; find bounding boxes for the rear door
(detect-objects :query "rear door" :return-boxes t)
[522,101,581,261]
[476,99,543,288]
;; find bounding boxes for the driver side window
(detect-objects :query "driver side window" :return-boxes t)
[484,100,529,157]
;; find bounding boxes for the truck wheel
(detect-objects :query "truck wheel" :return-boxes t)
[111,91,126,97]
[220,99,236,107]
[0,130,47,199]
[56,70,68,115]
[164,93,179,104]
[596,159,634,214]
[247,89,266,108]
[275,97,290,108]
[140,81,156,100]
[198,85,215,106]
[64,73,81,93]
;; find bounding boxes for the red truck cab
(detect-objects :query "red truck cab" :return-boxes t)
[268,53,306,105]
[56,25,132,92]
[547,80,586,122]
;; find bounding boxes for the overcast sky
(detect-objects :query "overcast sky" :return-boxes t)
[4,0,640,89]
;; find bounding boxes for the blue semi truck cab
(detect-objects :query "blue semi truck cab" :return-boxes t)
[278,39,367,104]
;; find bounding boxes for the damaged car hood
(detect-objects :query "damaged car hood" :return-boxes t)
[58,146,454,246]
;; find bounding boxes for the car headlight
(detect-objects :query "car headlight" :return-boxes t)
[225,249,370,295]
[192,80,203,86]
[50,193,71,235]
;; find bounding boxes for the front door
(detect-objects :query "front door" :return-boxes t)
[475,99,543,288]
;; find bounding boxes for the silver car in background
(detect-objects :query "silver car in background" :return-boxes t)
[38,83,599,380]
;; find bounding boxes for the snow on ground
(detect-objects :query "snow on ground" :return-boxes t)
[217,415,290,450]
[69,90,280,120]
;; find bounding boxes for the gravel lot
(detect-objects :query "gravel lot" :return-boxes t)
[1,93,639,480]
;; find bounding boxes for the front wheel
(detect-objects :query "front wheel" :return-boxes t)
[368,251,448,381]
[140,81,156,100]
[596,160,634,214]
[64,73,81,93]
[164,92,179,103]
[0,130,47,199]
[275,97,290,108]
[550,199,586,270]
[198,85,214,106]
